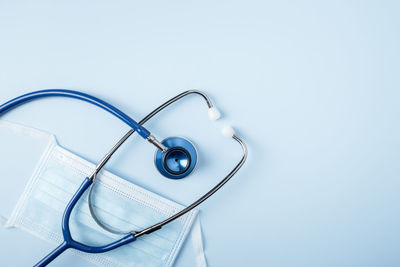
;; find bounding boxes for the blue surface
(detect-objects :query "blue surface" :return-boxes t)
[0,1,400,266]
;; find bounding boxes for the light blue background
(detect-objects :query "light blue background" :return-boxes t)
[0,0,399,266]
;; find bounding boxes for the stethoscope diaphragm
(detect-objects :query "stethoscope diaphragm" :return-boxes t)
[154,137,198,179]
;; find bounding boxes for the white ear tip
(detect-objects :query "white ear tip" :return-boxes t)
[222,125,235,138]
[208,107,221,120]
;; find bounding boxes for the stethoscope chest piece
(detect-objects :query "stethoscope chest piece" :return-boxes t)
[154,137,197,179]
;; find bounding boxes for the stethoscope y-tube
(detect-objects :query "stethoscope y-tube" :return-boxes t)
[0,89,247,266]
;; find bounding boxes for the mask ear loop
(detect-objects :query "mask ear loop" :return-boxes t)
[87,90,247,236]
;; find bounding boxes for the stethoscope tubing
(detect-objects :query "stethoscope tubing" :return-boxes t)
[0,89,151,139]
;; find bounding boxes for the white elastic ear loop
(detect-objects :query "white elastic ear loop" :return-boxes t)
[221,125,235,138]
[191,215,207,267]
[208,107,221,120]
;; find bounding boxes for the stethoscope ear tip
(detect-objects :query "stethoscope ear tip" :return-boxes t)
[208,107,221,120]
[222,125,235,138]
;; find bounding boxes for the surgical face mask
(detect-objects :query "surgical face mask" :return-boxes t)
[0,120,206,267]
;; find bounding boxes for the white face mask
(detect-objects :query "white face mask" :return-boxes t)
[0,120,206,267]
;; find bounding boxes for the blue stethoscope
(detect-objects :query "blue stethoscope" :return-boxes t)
[0,89,247,266]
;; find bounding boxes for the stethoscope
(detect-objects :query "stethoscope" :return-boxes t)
[0,89,247,266]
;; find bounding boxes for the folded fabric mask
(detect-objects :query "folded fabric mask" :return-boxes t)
[0,120,206,267]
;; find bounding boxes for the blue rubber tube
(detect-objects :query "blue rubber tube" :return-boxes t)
[0,89,150,139]
[34,178,137,267]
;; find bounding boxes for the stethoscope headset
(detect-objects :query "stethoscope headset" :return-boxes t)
[0,89,247,266]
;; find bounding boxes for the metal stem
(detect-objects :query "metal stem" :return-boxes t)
[89,90,212,181]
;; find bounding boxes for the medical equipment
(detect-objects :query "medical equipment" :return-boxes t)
[0,89,247,266]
